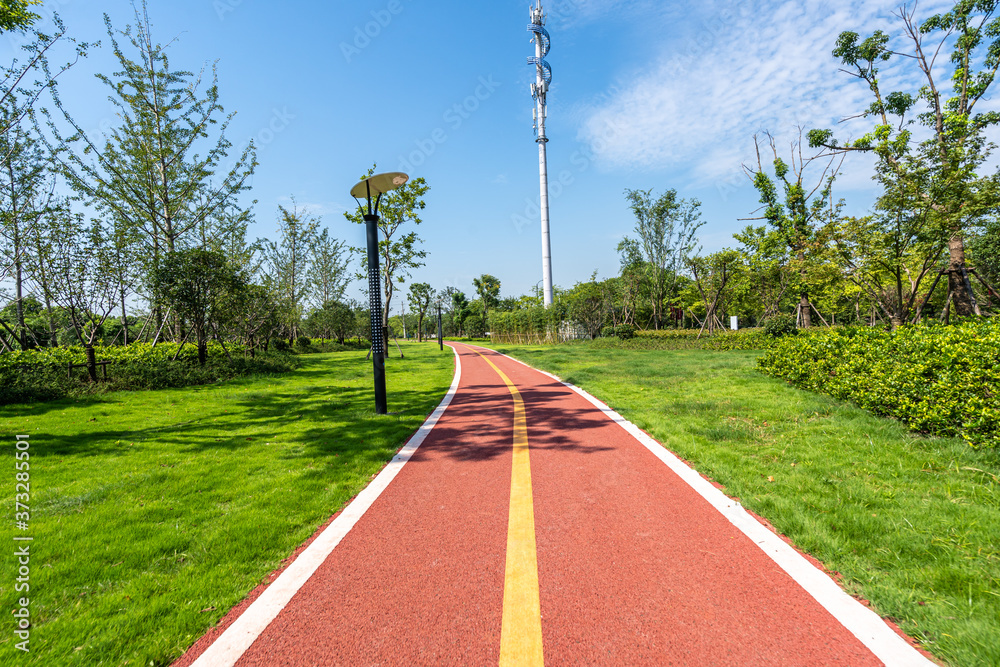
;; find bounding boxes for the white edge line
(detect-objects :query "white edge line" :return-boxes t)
[489,347,934,667]
[190,345,463,667]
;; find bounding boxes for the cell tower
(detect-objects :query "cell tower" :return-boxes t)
[528,2,554,307]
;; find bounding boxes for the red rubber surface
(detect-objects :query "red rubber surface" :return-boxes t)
[178,344,892,666]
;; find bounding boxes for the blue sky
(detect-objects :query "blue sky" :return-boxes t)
[4,0,965,305]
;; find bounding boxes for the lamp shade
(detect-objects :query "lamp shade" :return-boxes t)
[350,172,409,200]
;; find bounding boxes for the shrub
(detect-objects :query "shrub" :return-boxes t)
[591,327,778,351]
[0,343,298,405]
[614,324,636,340]
[273,339,290,352]
[758,320,1000,448]
[762,314,798,338]
[295,336,312,350]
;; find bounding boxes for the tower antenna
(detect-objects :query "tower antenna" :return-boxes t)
[528,1,554,307]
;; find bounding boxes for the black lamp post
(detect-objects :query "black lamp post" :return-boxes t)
[350,172,409,415]
[437,301,443,351]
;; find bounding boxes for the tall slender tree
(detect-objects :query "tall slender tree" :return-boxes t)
[264,202,318,343]
[0,101,56,349]
[308,227,350,309]
[407,282,432,342]
[473,274,501,323]
[39,0,255,277]
[622,187,703,329]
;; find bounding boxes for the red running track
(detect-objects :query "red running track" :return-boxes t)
[176,343,932,666]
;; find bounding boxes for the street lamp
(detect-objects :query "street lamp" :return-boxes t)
[350,171,409,415]
[437,298,443,351]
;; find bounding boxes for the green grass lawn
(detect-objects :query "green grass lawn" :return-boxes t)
[497,343,1000,667]
[0,342,454,666]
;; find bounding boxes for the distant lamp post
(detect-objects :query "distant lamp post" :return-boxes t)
[437,300,443,351]
[350,171,409,415]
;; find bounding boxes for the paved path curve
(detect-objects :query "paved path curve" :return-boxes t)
[176,343,934,666]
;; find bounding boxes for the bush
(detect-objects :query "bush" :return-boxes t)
[592,328,777,351]
[614,324,636,340]
[762,314,798,338]
[273,339,290,352]
[295,336,312,350]
[0,343,299,405]
[758,320,1000,448]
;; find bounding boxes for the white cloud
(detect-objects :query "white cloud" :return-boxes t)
[576,0,956,190]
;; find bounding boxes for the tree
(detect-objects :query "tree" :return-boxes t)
[0,101,54,349]
[687,249,743,337]
[304,300,354,344]
[622,187,703,329]
[308,227,350,309]
[47,216,119,379]
[3,9,89,144]
[451,290,469,336]
[152,249,240,365]
[345,168,429,352]
[407,282,433,342]
[40,1,255,275]
[731,225,793,322]
[0,0,39,33]
[809,2,1000,317]
[745,131,843,328]
[264,203,319,343]
[473,274,501,322]
[566,273,606,339]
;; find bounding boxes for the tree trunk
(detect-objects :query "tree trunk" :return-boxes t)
[15,257,27,350]
[197,339,208,366]
[799,294,812,328]
[85,345,98,383]
[948,233,975,317]
[121,293,129,346]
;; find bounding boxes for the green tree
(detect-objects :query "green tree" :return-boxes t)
[745,131,843,328]
[345,168,429,352]
[47,216,119,378]
[731,225,793,323]
[451,290,469,336]
[473,274,501,322]
[0,0,39,33]
[407,282,433,342]
[809,1,1000,317]
[304,300,354,344]
[622,187,703,329]
[308,227,350,309]
[0,101,54,349]
[687,249,743,336]
[152,248,241,365]
[264,203,319,344]
[41,1,255,274]
[565,273,606,339]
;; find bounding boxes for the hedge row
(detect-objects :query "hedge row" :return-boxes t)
[591,328,779,351]
[0,342,298,405]
[757,320,1000,448]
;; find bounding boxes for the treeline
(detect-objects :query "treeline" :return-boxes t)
[0,2,399,376]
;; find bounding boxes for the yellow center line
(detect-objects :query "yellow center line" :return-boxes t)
[475,351,544,666]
